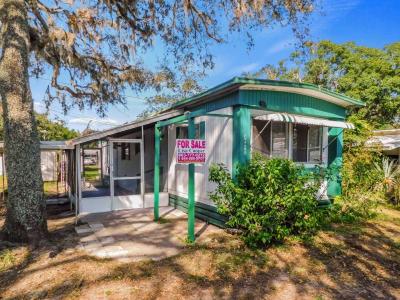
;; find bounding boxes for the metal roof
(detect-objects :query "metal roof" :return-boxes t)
[0,141,74,151]
[0,78,366,149]
[70,109,183,145]
[370,129,400,151]
[168,77,365,110]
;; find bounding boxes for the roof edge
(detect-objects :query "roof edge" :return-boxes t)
[170,77,365,109]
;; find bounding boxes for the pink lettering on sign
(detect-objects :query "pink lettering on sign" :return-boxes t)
[176,139,206,164]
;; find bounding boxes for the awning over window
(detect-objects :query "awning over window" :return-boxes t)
[254,113,354,129]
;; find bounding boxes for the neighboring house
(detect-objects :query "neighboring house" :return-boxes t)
[0,140,73,183]
[1,77,366,227]
[369,129,400,163]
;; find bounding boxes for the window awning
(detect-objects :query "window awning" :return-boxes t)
[254,113,354,129]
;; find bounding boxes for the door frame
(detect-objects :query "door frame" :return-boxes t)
[108,138,144,210]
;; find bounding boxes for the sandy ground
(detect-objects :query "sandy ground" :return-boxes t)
[0,204,400,299]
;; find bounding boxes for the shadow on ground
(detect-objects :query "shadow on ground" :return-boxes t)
[1,205,399,299]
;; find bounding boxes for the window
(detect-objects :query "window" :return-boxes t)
[196,121,206,139]
[292,125,322,163]
[121,143,130,160]
[176,122,205,139]
[252,120,271,156]
[252,119,324,164]
[176,126,188,139]
[271,122,288,158]
[308,126,322,163]
[293,124,308,162]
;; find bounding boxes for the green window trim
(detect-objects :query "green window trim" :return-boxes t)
[198,121,205,139]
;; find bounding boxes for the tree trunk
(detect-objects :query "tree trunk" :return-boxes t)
[0,0,47,243]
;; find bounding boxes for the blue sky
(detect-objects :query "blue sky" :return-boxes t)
[31,0,400,131]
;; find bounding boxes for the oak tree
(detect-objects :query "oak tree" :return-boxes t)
[250,41,400,127]
[0,0,314,243]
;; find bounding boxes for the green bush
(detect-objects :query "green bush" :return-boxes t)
[335,115,385,222]
[208,155,324,247]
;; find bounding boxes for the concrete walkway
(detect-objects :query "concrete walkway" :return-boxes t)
[75,206,221,262]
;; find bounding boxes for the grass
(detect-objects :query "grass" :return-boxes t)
[0,249,15,272]
[43,181,67,198]
[0,175,6,191]
[0,176,67,199]
[0,204,399,299]
[83,165,101,182]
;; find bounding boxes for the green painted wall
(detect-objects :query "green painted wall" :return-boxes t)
[169,194,228,228]
[186,89,347,197]
[232,105,251,179]
[239,90,346,120]
[327,128,343,198]
[188,90,346,121]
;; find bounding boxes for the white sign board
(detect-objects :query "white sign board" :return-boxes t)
[176,139,206,164]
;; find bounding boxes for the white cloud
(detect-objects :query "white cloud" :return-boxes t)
[310,0,361,31]
[266,38,295,55]
[229,62,260,76]
[323,0,360,13]
[68,117,120,126]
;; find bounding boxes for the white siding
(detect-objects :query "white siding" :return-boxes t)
[322,127,329,164]
[0,156,3,176]
[167,108,233,206]
[41,151,57,181]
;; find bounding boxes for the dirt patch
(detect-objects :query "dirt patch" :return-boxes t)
[1,205,400,299]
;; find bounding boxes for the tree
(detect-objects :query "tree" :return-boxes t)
[0,110,78,141]
[0,0,315,243]
[138,78,203,118]
[35,114,79,140]
[250,41,400,127]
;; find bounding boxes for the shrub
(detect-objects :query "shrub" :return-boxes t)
[374,157,400,205]
[208,155,324,247]
[336,116,385,222]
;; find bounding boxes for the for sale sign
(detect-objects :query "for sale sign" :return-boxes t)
[176,139,206,164]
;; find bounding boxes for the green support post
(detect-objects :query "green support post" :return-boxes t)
[327,127,343,198]
[187,117,196,242]
[154,124,160,221]
[232,105,251,180]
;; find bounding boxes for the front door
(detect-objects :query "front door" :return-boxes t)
[109,139,144,210]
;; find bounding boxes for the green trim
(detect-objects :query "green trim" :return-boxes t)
[318,199,332,208]
[199,121,205,139]
[169,194,227,228]
[327,128,343,198]
[153,125,161,221]
[170,77,365,109]
[158,114,188,127]
[232,106,251,179]
[187,118,196,242]
[206,113,233,118]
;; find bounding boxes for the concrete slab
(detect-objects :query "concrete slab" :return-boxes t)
[75,225,93,235]
[81,240,102,250]
[99,236,115,245]
[88,222,104,230]
[76,206,222,262]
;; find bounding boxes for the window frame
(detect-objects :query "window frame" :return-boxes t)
[121,143,131,160]
[251,119,325,165]
[176,122,205,140]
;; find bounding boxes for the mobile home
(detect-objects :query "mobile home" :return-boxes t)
[47,78,366,237]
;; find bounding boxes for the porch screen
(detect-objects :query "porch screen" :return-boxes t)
[271,122,288,158]
[292,125,323,163]
[308,126,323,163]
[252,119,271,155]
[293,124,308,162]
